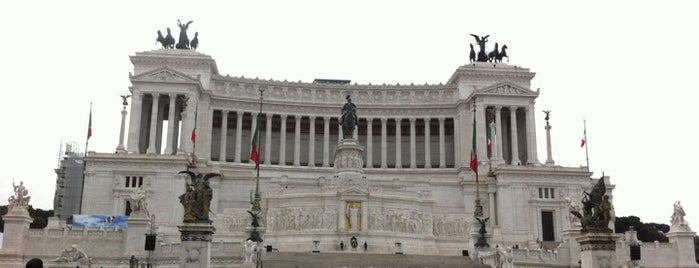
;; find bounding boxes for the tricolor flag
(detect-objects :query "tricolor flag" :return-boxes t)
[86,104,93,140]
[470,116,478,175]
[486,121,493,155]
[250,114,261,170]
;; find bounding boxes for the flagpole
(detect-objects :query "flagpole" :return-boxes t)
[84,102,92,157]
[252,88,265,213]
[584,119,589,168]
[79,102,92,214]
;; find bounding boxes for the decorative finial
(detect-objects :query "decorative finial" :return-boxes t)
[543,110,551,126]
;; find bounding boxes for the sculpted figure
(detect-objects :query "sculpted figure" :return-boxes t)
[176,19,194,49]
[243,239,257,263]
[8,180,30,210]
[164,28,175,49]
[340,95,358,139]
[571,176,612,232]
[156,30,167,48]
[671,201,692,231]
[129,187,149,216]
[470,34,490,62]
[178,171,220,222]
[52,245,92,266]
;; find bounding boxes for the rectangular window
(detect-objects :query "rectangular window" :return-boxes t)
[550,188,555,199]
[538,188,543,199]
[541,211,555,241]
[138,177,143,187]
[125,176,130,187]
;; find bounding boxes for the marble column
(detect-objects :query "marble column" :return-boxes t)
[164,94,178,155]
[424,118,431,169]
[146,93,160,154]
[219,110,229,162]
[265,113,273,165]
[366,118,373,168]
[116,106,128,153]
[294,115,301,167]
[323,116,330,167]
[279,115,287,165]
[526,104,539,164]
[234,111,243,163]
[126,92,142,153]
[409,118,417,168]
[380,118,388,168]
[509,107,521,165]
[308,116,316,167]
[438,117,446,168]
[395,118,402,169]
[494,106,503,161]
[488,192,496,225]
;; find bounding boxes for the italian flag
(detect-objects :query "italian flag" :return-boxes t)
[250,114,261,170]
[470,116,478,175]
[486,121,492,155]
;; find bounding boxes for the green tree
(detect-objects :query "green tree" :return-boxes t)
[0,205,54,232]
[615,216,668,242]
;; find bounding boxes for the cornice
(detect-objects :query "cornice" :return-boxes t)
[446,63,536,85]
[130,49,219,74]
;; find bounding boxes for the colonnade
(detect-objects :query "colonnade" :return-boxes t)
[210,110,455,169]
[477,104,538,165]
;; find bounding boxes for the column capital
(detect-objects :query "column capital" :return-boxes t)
[294,114,302,119]
[438,117,445,122]
[220,109,228,114]
[395,118,403,123]
[309,115,316,120]
[424,117,431,122]
[494,105,502,111]
[380,117,388,123]
[509,106,519,111]
[323,116,330,122]
[266,112,274,118]
[169,93,178,98]
[236,110,243,116]
[409,118,416,123]
[366,117,373,122]
[281,114,288,119]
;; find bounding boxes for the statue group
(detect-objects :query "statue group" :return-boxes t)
[178,171,220,222]
[156,19,199,50]
[7,180,30,210]
[469,34,509,63]
[569,176,613,233]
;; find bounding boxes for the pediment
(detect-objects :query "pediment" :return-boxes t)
[130,68,199,84]
[477,82,538,97]
[339,186,369,196]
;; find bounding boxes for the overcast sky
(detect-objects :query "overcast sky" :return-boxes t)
[1,1,698,228]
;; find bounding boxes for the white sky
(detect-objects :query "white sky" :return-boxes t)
[1,1,698,229]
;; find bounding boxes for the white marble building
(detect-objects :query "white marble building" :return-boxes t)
[81,48,595,253]
[2,48,696,267]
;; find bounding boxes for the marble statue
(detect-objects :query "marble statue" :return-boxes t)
[671,201,692,231]
[565,196,582,227]
[178,171,220,222]
[243,239,257,263]
[52,245,93,266]
[346,202,361,231]
[129,187,149,217]
[7,180,30,210]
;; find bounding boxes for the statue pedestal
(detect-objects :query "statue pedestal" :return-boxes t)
[178,222,215,268]
[559,228,582,267]
[333,139,366,189]
[575,232,618,268]
[667,230,699,267]
[0,207,32,255]
[125,214,151,256]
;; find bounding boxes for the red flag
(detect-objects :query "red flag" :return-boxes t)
[470,116,478,175]
[86,105,93,140]
[191,106,198,143]
[250,114,261,169]
[580,137,586,148]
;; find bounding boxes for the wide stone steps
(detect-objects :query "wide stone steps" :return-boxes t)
[261,252,490,268]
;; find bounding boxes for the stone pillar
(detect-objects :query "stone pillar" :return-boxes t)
[526,104,539,164]
[438,117,446,168]
[219,110,229,162]
[265,113,273,165]
[146,93,160,154]
[178,223,215,268]
[127,92,142,153]
[279,115,287,165]
[424,118,431,169]
[234,111,243,163]
[323,116,330,167]
[294,115,301,166]
[545,122,555,166]
[308,116,316,167]
[366,118,373,169]
[509,107,521,165]
[125,214,151,256]
[488,192,496,224]
[381,118,388,168]
[116,107,128,153]
[494,106,503,161]
[409,118,417,168]
[576,232,618,268]
[164,94,178,155]
[667,230,699,268]
[1,207,32,254]
[395,118,402,169]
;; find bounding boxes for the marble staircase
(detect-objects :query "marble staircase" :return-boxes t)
[261,252,490,268]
